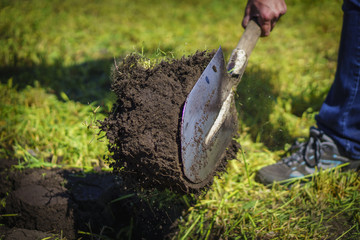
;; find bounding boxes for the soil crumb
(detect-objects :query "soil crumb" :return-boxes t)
[100,51,240,193]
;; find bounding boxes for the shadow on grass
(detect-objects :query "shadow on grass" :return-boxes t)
[0,58,299,150]
[1,56,323,150]
[62,170,187,239]
[0,58,116,106]
[235,66,293,150]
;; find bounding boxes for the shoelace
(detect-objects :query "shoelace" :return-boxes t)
[282,128,323,168]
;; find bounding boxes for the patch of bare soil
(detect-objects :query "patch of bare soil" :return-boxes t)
[100,51,240,193]
[0,160,188,239]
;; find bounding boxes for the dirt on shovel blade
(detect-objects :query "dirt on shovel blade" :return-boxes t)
[100,51,240,193]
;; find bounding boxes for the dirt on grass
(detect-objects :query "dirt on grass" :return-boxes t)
[100,51,240,193]
[0,51,241,239]
[0,159,188,239]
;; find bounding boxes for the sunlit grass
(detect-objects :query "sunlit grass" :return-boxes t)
[176,155,360,239]
[1,0,359,239]
[0,80,108,169]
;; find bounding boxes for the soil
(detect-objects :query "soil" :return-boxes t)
[100,51,240,193]
[0,159,188,240]
[0,51,241,239]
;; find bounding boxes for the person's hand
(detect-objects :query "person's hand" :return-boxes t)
[242,0,287,37]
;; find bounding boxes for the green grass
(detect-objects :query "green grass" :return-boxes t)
[176,149,360,239]
[1,0,359,239]
[0,79,109,169]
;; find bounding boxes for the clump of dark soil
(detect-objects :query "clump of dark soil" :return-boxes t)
[0,160,188,240]
[100,51,240,193]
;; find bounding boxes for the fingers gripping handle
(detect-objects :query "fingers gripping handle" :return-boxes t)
[226,20,261,78]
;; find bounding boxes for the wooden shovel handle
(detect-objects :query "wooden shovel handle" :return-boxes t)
[235,20,261,57]
[226,20,261,77]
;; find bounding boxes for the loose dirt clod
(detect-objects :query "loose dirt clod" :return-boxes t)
[100,51,240,193]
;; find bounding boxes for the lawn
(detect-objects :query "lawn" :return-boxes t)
[1,0,359,239]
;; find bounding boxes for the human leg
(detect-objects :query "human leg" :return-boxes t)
[316,0,360,160]
[256,0,360,184]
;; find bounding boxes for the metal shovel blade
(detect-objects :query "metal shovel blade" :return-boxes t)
[181,47,237,183]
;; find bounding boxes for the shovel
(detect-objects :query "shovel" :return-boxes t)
[181,20,261,184]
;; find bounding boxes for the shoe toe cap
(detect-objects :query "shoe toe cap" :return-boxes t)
[255,163,291,185]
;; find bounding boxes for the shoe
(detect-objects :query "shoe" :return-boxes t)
[256,127,360,185]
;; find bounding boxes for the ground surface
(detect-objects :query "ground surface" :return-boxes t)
[0,159,188,239]
[2,1,360,239]
[1,51,241,239]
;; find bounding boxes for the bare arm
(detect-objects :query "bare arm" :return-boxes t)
[242,0,287,37]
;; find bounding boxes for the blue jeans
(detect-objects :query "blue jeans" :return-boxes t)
[316,0,360,160]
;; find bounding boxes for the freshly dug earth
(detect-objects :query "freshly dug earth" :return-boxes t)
[100,51,240,193]
[0,160,188,239]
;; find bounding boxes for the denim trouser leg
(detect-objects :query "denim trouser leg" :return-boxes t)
[315,0,360,160]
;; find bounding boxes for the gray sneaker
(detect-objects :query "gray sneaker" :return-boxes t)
[256,127,360,185]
